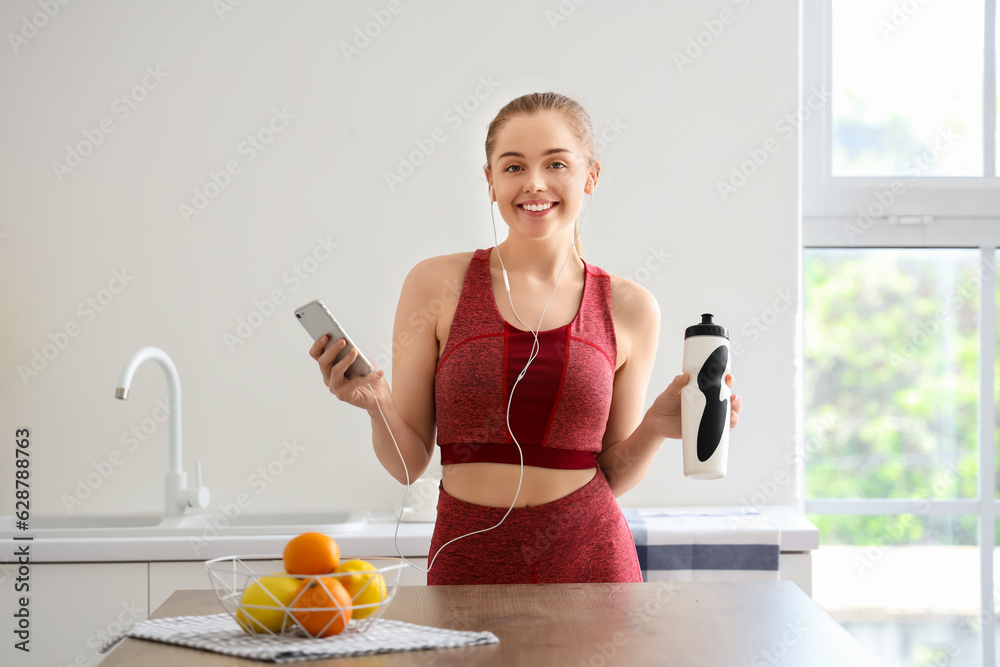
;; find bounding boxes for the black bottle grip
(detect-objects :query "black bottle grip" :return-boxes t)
[696,345,729,462]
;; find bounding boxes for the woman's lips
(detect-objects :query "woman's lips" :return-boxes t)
[517,202,558,217]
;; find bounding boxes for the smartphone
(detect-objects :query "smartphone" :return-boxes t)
[295,299,374,379]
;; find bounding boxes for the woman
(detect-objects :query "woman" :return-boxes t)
[310,92,742,585]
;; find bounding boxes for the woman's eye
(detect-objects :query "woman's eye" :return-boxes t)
[549,161,567,169]
[504,165,523,172]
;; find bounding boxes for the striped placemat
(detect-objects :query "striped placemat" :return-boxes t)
[100,613,498,663]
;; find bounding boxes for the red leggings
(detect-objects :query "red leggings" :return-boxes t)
[426,467,642,585]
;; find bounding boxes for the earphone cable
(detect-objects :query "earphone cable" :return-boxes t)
[370,188,594,574]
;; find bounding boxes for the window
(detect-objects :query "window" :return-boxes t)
[831,2,984,178]
[803,3,1000,666]
[805,249,980,504]
[803,0,999,219]
[804,248,991,666]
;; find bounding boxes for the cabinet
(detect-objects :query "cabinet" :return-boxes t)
[149,559,283,612]
[0,562,148,667]
[0,556,423,666]
[149,557,430,611]
[0,508,812,664]
[398,558,429,585]
[780,552,813,597]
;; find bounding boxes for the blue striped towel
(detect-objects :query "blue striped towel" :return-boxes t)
[623,508,780,582]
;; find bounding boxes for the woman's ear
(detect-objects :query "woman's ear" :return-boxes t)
[585,163,601,194]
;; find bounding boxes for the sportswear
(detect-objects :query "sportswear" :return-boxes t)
[427,469,642,585]
[434,247,617,470]
[426,247,641,585]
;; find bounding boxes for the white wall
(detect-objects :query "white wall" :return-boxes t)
[0,0,801,517]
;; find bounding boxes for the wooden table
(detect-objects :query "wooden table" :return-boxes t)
[101,582,879,666]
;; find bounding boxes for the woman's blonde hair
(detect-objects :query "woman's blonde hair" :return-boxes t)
[484,92,597,258]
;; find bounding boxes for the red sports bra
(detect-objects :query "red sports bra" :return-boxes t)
[434,247,617,470]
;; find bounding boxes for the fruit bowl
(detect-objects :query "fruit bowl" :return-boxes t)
[205,555,408,638]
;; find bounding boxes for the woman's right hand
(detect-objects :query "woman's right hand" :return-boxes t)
[309,335,386,412]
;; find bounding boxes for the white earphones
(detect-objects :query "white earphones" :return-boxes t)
[366,173,597,575]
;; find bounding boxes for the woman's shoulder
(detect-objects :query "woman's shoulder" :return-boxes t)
[409,250,478,274]
[401,250,478,302]
[606,271,661,328]
[406,251,477,283]
[603,271,661,367]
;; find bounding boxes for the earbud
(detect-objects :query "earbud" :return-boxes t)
[489,185,496,202]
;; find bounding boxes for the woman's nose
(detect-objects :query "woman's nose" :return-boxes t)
[523,169,547,192]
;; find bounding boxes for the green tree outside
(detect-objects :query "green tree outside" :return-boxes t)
[804,248,989,547]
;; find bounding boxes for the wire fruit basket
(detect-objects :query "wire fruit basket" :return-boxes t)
[205,555,408,638]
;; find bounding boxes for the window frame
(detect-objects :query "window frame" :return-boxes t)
[802,0,1000,220]
[803,1,1000,664]
[802,244,996,664]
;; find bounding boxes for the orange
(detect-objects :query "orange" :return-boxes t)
[290,576,353,637]
[283,532,340,575]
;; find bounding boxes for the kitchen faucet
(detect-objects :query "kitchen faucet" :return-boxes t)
[115,347,210,515]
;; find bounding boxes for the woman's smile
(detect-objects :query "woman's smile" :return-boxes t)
[517,199,559,217]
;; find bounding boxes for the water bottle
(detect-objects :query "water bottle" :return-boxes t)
[681,313,731,479]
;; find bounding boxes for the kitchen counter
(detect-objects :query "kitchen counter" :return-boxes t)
[4,505,816,563]
[0,506,820,665]
[99,580,877,666]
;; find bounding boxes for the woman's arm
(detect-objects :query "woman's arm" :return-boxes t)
[312,258,444,484]
[596,279,668,496]
[596,280,742,497]
[368,258,448,483]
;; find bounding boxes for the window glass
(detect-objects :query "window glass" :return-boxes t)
[811,513,981,667]
[805,248,980,500]
[831,0,984,176]
[995,519,1000,667]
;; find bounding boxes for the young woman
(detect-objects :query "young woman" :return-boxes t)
[310,92,741,585]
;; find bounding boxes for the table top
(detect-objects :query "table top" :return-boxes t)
[101,581,878,667]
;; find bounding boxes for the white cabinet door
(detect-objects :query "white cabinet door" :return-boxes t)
[779,552,813,597]
[149,559,283,613]
[0,562,148,667]
[398,558,428,586]
[150,556,429,615]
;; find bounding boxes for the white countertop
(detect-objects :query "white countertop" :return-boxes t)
[2,505,817,564]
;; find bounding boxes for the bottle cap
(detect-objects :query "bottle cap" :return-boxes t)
[685,313,729,339]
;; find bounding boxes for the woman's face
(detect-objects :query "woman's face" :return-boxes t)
[486,110,597,244]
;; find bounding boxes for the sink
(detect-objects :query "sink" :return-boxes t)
[0,511,368,538]
[171,510,369,536]
[15,514,166,531]
[221,511,360,528]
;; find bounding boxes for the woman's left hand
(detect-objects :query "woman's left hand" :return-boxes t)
[650,373,742,439]
[727,374,742,430]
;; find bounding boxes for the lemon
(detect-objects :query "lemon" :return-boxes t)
[335,559,386,619]
[235,573,301,635]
